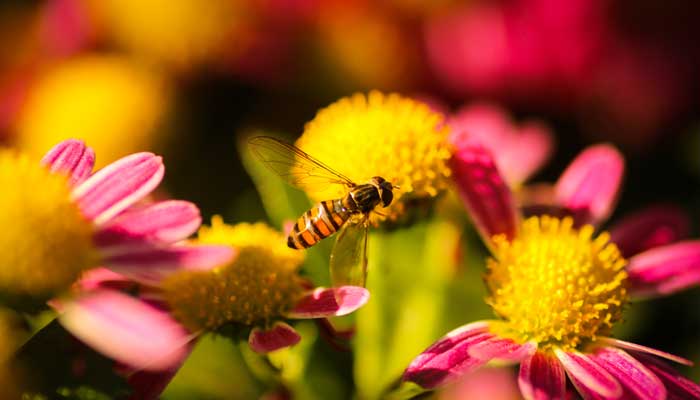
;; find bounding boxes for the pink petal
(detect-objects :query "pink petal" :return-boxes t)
[496,122,554,186]
[59,290,192,371]
[75,267,134,291]
[403,321,501,389]
[590,347,666,400]
[633,352,700,400]
[72,153,164,225]
[286,286,369,319]
[94,201,202,248]
[555,349,622,399]
[449,103,554,186]
[104,245,236,285]
[598,337,693,366]
[627,241,700,297]
[609,205,690,258]
[468,336,537,362]
[248,322,301,353]
[519,352,566,400]
[555,144,624,226]
[449,142,519,245]
[40,139,95,186]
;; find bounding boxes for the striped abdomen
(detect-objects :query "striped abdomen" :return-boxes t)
[287,199,352,249]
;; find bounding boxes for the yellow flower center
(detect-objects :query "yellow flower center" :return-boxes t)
[162,218,306,332]
[0,151,96,306]
[295,91,452,223]
[486,216,628,351]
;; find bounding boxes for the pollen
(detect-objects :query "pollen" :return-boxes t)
[485,216,628,351]
[162,218,306,332]
[294,91,452,223]
[0,150,96,305]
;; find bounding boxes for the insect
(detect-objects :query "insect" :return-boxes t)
[248,135,397,287]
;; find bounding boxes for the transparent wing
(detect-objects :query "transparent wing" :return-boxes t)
[248,136,355,190]
[329,215,369,288]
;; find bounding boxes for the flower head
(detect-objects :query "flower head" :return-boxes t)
[403,143,700,399]
[295,91,452,223]
[17,56,169,168]
[0,139,231,311]
[59,218,370,380]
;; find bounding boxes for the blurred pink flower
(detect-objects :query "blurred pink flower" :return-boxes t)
[403,142,700,398]
[424,0,690,140]
[448,102,554,186]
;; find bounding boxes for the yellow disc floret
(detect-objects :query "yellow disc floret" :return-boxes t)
[0,151,96,305]
[295,91,452,223]
[486,216,628,351]
[162,218,306,332]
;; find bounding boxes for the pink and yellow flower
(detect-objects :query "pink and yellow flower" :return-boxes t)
[403,142,700,399]
[58,218,370,384]
[0,139,231,310]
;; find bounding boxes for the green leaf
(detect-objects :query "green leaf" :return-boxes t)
[353,219,461,399]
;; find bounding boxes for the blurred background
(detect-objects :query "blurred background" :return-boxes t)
[2,0,700,398]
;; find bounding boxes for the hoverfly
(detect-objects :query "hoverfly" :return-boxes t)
[248,136,397,287]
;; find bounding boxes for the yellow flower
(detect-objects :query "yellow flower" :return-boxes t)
[87,0,239,69]
[162,217,307,331]
[295,91,452,223]
[487,216,627,351]
[0,150,96,304]
[16,55,169,168]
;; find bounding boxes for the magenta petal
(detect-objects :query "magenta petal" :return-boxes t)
[248,322,301,354]
[41,139,95,186]
[590,347,666,400]
[403,321,495,389]
[59,290,192,371]
[519,352,566,400]
[72,153,164,225]
[598,337,693,366]
[449,142,519,244]
[627,241,700,297]
[94,201,202,247]
[555,144,624,226]
[609,205,690,258]
[104,245,235,285]
[555,349,622,399]
[286,286,369,319]
[633,352,700,400]
[468,336,536,362]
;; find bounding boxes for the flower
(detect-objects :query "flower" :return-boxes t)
[402,143,700,398]
[58,217,370,378]
[294,91,452,223]
[88,0,239,70]
[448,102,554,187]
[0,139,231,311]
[16,56,170,168]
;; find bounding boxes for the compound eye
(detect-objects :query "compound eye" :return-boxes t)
[380,188,393,207]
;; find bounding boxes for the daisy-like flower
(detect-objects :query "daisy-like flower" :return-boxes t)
[0,139,232,312]
[59,217,370,380]
[403,142,700,399]
[294,91,452,224]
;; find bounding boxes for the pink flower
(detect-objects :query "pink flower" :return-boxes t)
[403,143,700,398]
[58,219,370,398]
[42,139,234,283]
[448,102,554,186]
[0,139,232,310]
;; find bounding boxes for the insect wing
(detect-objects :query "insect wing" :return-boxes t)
[248,136,355,190]
[329,216,369,288]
